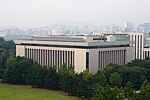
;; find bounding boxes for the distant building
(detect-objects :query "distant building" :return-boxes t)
[16,35,134,73]
[124,22,134,32]
[139,23,150,33]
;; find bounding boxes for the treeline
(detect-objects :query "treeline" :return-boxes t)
[1,52,150,99]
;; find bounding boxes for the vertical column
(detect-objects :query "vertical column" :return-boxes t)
[108,51,110,64]
[35,49,37,62]
[52,50,54,67]
[42,50,44,66]
[66,51,68,66]
[120,50,122,65]
[27,48,29,59]
[103,51,106,69]
[139,35,141,59]
[45,49,48,67]
[60,51,62,67]
[41,49,43,65]
[101,51,104,69]
[69,51,71,66]
[36,49,38,62]
[50,50,52,67]
[70,51,72,67]
[136,35,138,59]
[39,49,41,65]
[57,50,60,68]
[118,50,120,65]
[73,51,75,67]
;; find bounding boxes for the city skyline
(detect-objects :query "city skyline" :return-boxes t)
[0,0,150,27]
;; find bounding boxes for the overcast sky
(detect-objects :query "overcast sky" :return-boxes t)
[0,0,149,27]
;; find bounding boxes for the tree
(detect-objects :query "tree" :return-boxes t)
[132,81,150,100]
[124,81,134,99]
[92,85,124,100]
[0,69,3,79]
[0,51,7,69]
[93,70,106,87]
[58,64,75,94]
[2,55,34,84]
[2,60,19,84]
[73,70,94,99]
[122,67,146,89]
[44,67,59,89]
[109,72,122,87]
[104,64,120,82]
[6,52,16,67]
[127,59,150,69]
[27,63,46,87]
[92,85,105,100]
[140,80,149,93]
[17,59,33,84]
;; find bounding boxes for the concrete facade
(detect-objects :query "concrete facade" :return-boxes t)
[93,32,145,60]
[129,32,144,59]
[16,35,135,73]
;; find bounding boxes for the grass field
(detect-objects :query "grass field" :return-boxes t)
[0,83,80,100]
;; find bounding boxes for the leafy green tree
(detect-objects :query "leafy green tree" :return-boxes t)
[109,72,122,87]
[0,51,7,69]
[145,69,150,83]
[93,70,106,87]
[2,60,18,84]
[122,67,146,89]
[58,64,75,94]
[92,85,124,100]
[140,80,149,93]
[124,81,134,99]
[0,69,3,79]
[127,59,150,69]
[44,67,59,89]
[110,86,124,100]
[104,64,120,82]
[132,82,150,100]
[0,38,15,56]
[6,52,16,67]
[75,73,92,99]
[17,59,33,84]
[2,56,33,84]
[27,63,46,87]
[82,70,92,80]
[92,85,105,100]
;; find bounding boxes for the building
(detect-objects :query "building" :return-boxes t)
[124,22,134,32]
[16,35,134,73]
[94,32,145,60]
[143,36,150,59]
[129,32,144,59]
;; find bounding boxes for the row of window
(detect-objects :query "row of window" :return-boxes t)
[25,48,75,68]
[98,50,126,69]
[144,51,150,58]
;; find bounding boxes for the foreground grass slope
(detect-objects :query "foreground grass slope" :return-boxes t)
[0,83,79,100]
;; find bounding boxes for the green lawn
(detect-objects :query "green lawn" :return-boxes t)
[0,83,80,100]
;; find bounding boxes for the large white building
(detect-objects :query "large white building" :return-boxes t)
[94,32,145,60]
[129,33,144,59]
[16,35,135,73]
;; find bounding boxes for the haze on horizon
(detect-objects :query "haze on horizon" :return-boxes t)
[0,0,149,27]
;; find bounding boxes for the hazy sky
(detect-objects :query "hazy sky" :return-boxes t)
[0,0,150,27]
